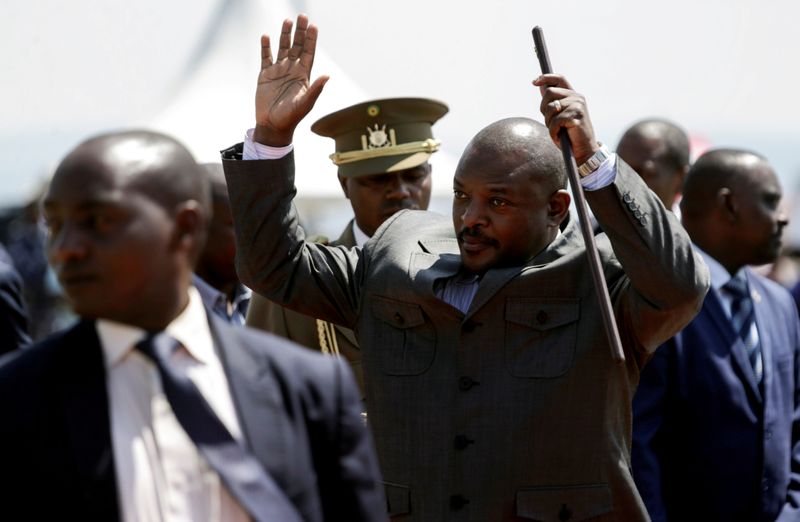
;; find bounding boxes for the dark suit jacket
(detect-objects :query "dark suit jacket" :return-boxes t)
[632,269,800,522]
[247,221,365,395]
[223,151,709,521]
[0,314,385,521]
[0,260,30,354]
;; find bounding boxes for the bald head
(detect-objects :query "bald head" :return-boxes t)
[681,149,767,219]
[452,117,571,274]
[459,118,567,192]
[56,130,210,215]
[680,148,787,273]
[617,118,690,208]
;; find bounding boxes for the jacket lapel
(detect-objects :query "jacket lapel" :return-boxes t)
[209,315,289,479]
[705,288,762,402]
[411,238,462,300]
[58,320,119,516]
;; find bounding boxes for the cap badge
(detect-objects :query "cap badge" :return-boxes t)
[362,123,397,150]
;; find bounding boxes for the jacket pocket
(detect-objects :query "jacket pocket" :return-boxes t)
[516,483,612,521]
[505,298,579,378]
[371,295,436,375]
[384,481,411,517]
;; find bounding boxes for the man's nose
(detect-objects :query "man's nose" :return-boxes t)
[460,200,487,229]
[385,174,412,200]
[48,222,89,265]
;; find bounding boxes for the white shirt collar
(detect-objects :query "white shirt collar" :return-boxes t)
[97,286,215,368]
[352,220,371,247]
[693,244,745,291]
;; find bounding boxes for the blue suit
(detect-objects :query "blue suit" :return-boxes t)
[633,265,800,521]
[0,314,385,521]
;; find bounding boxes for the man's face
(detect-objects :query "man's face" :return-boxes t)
[199,188,237,285]
[339,163,432,236]
[617,133,682,208]
[733,162,788,266]
[452,152,563,275]
[43,157,181,326]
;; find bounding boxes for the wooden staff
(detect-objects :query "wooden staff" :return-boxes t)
[531,26,625,363]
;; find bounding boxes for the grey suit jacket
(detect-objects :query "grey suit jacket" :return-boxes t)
[0,313,385,521]
[247,221,365,395]
[223,150,709,521]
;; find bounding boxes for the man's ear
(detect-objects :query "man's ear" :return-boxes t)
[548,189,571,226]
[338,174,350,199]
[717,187,737,222]
[173,200,205,254]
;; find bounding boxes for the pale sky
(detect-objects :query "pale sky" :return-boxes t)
[2,0,799,236]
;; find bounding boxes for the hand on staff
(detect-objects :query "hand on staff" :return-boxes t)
[254,14,329,146]
[533,74,599,165]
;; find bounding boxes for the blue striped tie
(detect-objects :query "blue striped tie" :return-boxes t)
[723,276,762,382]
[135,333,302,522]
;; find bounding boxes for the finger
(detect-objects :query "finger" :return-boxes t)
[260,34,273,69]
[276,18,293,61]
[300,23,318,71]
[300,75,330,113]
[289,14,308,60]
[532,73,574,91]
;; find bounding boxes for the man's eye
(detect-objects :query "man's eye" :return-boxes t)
[453,190,467,199]
[490,198,508,207]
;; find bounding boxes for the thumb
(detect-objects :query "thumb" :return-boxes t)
[301,75,330,113]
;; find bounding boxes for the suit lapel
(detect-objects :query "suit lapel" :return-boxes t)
[411,238,462,300]
[209,315,289,479]
[747,270,771,401]
[58,320,119,516]
[705,288,763,402]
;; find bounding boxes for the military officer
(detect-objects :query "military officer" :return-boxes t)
[246,97,448,395]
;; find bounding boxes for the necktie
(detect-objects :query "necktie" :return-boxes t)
[135,333,302,522]
[723,276,763,382]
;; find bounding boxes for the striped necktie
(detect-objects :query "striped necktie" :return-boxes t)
[723,275,762,382]
[135,333,302,522]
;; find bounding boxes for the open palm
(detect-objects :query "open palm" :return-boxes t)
[255,15,328,146]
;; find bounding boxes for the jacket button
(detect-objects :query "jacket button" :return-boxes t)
[458,376,479,391]
[449,494,469,510]
[765,429,772,440]
[454,434,474,450]
[393,312,404,325]
[462,319,480,332]
[558,503,572,521]
[536,310,548,324]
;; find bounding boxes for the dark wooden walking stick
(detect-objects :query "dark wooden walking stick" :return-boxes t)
[531,26,625,363]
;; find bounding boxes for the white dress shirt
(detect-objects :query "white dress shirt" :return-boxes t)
[97,287,251,522]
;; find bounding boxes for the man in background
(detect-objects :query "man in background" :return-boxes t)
[632,149,800,521]
[616,118,690,211]
[194,162,251,325]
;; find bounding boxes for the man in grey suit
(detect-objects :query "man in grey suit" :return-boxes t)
[223,14,709,520]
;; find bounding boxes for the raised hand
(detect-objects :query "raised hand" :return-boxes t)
[254,14,329,146]
[533,74,598,165]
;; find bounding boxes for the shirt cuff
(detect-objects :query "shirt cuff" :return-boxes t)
[242,128,294,160]
[580,152,617,191]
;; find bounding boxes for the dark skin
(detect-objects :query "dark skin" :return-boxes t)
[42,132,205,332]
[681,153,787,276]
[195,163,239,301]
[253,15,598,273]
[617,128,688,209]
[338,163,432,237]
[453,120,570,275]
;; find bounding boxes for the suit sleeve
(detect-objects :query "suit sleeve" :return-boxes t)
[586,160,709,360]
[0,264,31,354]
[321,357,386,521]
[632,339,674,522]
[777,314,800,521]
[223,152,363,329]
